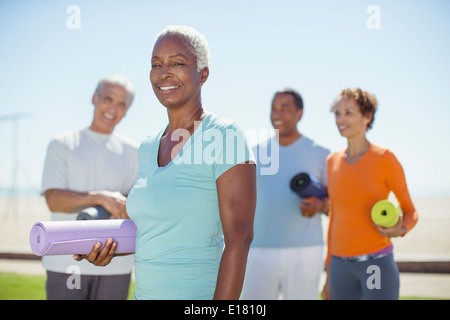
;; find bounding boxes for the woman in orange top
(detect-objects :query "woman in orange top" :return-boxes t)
[321,88,418,300]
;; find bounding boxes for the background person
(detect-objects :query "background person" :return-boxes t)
[242,88,330,300]
[321,88,419,300]
[75,25,256,300]
[41,74,138,300]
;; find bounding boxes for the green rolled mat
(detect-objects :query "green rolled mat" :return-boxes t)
[371,200,400,228]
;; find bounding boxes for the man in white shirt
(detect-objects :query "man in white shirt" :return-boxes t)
[41,75,139,299]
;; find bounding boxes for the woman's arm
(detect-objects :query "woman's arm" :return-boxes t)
[214,162,256,300]
[321,263,331,300]
[382,150,419,235]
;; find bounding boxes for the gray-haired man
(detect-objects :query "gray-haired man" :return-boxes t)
[41,75,138,299]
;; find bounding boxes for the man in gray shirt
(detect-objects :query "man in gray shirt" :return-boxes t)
[242,88,330,300]
[41,75,138,299]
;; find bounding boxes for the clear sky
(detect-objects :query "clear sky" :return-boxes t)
[0,0,449,198]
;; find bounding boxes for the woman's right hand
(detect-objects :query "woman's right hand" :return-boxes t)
[321,279,331,300]
[321,263,331,300]
[73,238,117,267]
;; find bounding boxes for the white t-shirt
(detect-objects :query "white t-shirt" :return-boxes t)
[41,128,138,275]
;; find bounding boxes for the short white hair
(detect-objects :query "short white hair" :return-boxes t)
[95,74,135,109]
[155,25,210,71]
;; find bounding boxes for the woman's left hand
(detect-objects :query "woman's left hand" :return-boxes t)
[374,215,406,237]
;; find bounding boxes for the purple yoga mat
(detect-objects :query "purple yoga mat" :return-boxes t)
[29,219,137,256]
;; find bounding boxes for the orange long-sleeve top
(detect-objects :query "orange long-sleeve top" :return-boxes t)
[326,144,418,264]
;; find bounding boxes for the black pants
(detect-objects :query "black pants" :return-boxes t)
[46,271,131,300]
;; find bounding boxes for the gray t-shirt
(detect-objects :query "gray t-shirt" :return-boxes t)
[41,128,138,275]
[251,135,330,247]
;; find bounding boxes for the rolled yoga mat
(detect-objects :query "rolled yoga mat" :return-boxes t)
[76,206,111,220]
[290,172,327,199]
[29,219,136,256]
[371,200,400,228]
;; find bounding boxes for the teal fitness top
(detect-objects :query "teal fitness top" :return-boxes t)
[127,112,254,300]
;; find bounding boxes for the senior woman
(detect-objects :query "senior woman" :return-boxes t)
[321,88,418,300]
[75,26,256,300]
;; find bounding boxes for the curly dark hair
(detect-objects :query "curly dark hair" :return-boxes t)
[332,88,378,131]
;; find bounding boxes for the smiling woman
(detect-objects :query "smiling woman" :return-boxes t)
[76,26,257,300]
[321,88,419,300]
[150,32,208,113]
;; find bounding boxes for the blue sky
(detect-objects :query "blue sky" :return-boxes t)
[0,0,449,197]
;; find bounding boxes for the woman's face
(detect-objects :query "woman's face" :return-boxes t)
[150,34,208,109]
[333,96,372,138]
